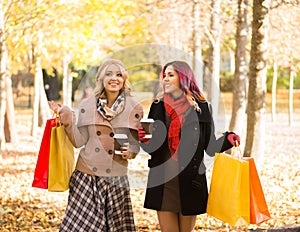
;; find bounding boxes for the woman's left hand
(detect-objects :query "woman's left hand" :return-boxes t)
[227,133,241,146]
[120,142,130,159]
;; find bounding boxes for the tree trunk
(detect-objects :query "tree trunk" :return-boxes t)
[192,0,204,90]
[31,52,42,137]
[208,0,221,120]
[5,70,16,143]
[271,61,278,122]
[288,65,294,126]
[63,55,72,107]
[0,3,6,150]
[39,68,51,127]
[0,44,6,150]
[244,0,270,171]
[229,0,249,136]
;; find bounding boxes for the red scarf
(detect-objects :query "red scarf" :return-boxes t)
[164,94,191,161]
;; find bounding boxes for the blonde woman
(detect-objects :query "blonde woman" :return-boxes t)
[50,59,143,231]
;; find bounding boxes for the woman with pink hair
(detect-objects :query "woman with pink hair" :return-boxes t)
[139,60,239,231]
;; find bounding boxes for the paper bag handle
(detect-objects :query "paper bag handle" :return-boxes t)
[231,140,242,159]
[52,112,61,127]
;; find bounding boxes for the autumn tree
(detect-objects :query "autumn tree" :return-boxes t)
[0,0,17,150]
[268,2,300,124]
[229,0,249,135]
[244,0,270,166]
[207,0,222,121]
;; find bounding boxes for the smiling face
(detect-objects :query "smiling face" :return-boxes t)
[103,64,125,93]
[163,65,182,98]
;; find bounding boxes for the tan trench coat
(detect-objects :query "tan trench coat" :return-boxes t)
[59,93,143,177]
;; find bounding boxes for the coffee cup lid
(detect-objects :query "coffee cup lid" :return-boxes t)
[113,134,128,139]
[141,118,154,122]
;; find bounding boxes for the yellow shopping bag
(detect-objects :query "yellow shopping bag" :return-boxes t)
[48,124,75,192]
[206,153,250,226]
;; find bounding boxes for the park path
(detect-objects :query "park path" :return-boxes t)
[0,111,299,231]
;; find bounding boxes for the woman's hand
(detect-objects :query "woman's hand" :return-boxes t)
[227,133,241,146]
[49,101,72,127]
[138,127,150,143]
[48,101,62,114]
[120,142,130,159]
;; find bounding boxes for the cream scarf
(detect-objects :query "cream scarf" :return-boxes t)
[97,92,125,121]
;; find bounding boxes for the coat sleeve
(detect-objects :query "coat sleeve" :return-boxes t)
[140,101,168,157]
[59,105,89,148]
[204,103,233,157]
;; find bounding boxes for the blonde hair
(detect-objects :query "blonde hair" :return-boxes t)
[94,59,131,98]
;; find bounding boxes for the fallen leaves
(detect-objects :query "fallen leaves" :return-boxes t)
[0,112,299,231]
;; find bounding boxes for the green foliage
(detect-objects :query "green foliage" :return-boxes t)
[220,68,300,93]
[295,74,300,89]
[129,70,157,83]
[220,71,234,92]
[266,68,300,91]
[129,68,159,92]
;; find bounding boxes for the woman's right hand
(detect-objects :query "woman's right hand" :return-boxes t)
[138,127,150,143]
[49,101,72,127]
[48,101,62,114]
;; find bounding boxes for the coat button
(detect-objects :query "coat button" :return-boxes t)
[106,168,111,174]
[108,150,113,155]
[193,165,198,170]
[92,167,97,172]
[110,132,114,137]
[96,131,101,136]
[81,108,85,113]
[95,147,100,152]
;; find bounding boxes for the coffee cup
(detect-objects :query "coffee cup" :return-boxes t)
[113,134,128,155]
[141,118,154,139]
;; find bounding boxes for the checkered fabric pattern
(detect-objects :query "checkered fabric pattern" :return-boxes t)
[59,170,136,232]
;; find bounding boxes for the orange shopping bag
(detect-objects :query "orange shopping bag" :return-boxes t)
[207,143,270,226]
[244,157,271,224]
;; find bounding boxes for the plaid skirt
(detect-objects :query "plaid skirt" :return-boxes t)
[59,170,136,232]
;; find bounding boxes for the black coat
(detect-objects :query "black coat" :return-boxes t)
[141,99,233,215]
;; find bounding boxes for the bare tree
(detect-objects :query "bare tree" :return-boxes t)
[192,0,204,89]
[244,0,270,168]
[31,0,51,137]
[271,60,278,122]
[0,1,16,150]
[207,0,222,121]
[31,37,50,137]
[288,65,295,126]
[229,0,249,136]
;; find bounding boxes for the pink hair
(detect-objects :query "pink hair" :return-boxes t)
[161,61,206,102]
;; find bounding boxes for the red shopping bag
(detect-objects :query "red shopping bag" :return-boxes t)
[32,117,57,189]
[245,157,271,224]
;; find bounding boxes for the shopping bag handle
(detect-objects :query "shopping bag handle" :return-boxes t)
[51,112,61,127]
[56,114,62,127]
[231,140,242,159]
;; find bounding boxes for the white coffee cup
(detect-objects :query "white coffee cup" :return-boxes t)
[141,118,154,139]
[113,134,128,155]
